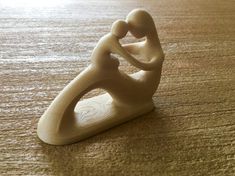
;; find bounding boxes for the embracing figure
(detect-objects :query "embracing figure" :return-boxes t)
[37,9,165,145]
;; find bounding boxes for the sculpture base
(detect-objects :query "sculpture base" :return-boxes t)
[37,93,154,145]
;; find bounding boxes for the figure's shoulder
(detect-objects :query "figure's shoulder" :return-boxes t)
[96,33,116,48]
[99,33,111,41]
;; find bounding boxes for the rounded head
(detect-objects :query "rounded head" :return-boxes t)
[126,9,156,38]
[111,20,128,39]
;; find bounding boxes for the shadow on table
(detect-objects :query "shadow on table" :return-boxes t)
[39,107,170,175]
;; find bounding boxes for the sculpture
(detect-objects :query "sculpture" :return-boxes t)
[37,9,165,145]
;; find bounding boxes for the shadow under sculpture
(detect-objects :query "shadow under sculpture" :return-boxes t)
[37,9,165,145]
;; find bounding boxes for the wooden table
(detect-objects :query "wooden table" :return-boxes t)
[0,0,234,175]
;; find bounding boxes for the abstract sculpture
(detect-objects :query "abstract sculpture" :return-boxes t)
[37,9,165,145]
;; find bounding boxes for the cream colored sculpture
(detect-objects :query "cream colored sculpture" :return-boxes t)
[37,9,165,145]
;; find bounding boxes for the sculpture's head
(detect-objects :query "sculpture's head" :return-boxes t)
[126,9,156,39]
[111,20,128,39]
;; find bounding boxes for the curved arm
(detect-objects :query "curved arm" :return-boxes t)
[111,38,156,71]
[122,42,142,55]
[124,42,165,69]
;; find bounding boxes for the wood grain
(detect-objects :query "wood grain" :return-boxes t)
[0,0,234,175]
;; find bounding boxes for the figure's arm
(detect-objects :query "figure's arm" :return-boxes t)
[122,42,142,55]
[124,42,165,68]
[111,39,156,71]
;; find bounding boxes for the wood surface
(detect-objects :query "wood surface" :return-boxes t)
[0,0,234,175]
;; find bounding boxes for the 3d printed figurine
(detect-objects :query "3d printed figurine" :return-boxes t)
[37,9,164,145]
